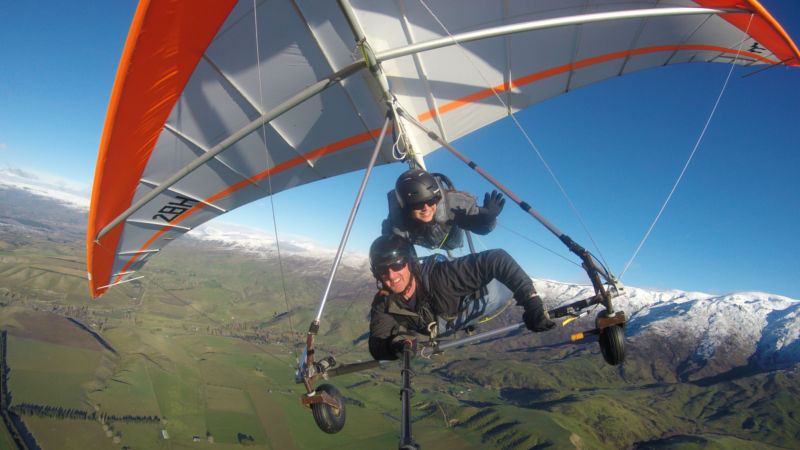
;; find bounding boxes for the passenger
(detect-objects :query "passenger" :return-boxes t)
[366,235,554,360]
[382,169,505,251]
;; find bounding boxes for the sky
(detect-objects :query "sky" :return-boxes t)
[1,2,799,299]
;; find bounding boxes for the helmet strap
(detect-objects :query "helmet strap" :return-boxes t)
[402,276,416,299]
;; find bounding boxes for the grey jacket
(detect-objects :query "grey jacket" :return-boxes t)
[381,179,496,250]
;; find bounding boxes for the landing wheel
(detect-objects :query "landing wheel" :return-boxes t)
[598,323,626,366]
[311,384,346,434]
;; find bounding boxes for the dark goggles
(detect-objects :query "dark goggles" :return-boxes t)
[375,258,408,276]
[410,198,439,210]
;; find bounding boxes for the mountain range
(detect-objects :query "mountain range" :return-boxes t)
[3,179,798,380]
[2,181,800,448]
[1,181,798,378]
[186,205,800,380]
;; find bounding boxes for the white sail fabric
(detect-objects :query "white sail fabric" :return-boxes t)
[87,0,798,296]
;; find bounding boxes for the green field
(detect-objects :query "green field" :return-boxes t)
[1,231,799,449]
[6,336,106,408]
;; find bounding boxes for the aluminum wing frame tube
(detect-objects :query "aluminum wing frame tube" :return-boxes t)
[373,7,737,63]
[338,0,428,170]
[94,60,366,242]
[432,323,526,354]
[300,116,390,392]
[397,108,615,283]
[312,115,393,323]
[95,6,742,243]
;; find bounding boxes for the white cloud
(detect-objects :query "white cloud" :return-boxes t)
[189,221,368,268]
[0,166,90,209]
[6,167,38,179]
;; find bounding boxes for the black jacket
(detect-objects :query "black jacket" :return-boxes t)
[368,249,536,360]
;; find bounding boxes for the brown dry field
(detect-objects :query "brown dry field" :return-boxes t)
[4,311,104,351]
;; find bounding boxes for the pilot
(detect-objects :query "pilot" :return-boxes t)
[366,234,555,360]
[381,168,505,251]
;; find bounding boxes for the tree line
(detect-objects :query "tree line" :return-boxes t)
[0,329,159,450]
[9,404,159,424]
[0,330,40,449]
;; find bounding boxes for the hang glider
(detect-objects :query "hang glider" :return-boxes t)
[87,0,797,298]
[87,0,797,444]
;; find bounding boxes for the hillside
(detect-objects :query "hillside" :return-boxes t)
[0,185,799,449]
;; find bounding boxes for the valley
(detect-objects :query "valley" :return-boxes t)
[0,187,798,449]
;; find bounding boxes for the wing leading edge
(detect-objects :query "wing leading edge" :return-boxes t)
[87,0,798,297]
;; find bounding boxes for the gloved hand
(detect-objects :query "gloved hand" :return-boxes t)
[521,295,555,332]
[391,334,418,358]
[481,190,505,217]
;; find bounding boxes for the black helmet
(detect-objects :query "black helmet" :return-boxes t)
[395,169,441,209]
[369,235,417,278]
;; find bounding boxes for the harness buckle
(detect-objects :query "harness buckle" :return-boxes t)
[427,322,438,340]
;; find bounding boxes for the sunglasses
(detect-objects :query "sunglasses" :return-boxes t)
[376,259,408,275]
[410,198,438,210]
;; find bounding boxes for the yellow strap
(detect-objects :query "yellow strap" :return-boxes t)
[478,299,512,324]
[436,230,450,249]
[562,316,578,326]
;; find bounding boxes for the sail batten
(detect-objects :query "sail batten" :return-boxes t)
[87,0,799,297]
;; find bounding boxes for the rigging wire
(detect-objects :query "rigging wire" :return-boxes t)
[472,228,582,271]
[497,223,583,269]
[619,13,755,281]
[251,0,302,362]
[416,0,611,272]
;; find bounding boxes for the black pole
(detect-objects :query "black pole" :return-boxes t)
[399,343,418,449]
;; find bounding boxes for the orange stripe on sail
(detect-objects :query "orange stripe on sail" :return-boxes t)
[89,0,239,297]
[106,37,793,290]
[111,127,386,284]
[694,0,800,66]
[418,44,782,123]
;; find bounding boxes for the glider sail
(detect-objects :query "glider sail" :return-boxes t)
[87,0,798,297]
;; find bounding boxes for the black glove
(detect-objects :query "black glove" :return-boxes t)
[481,190,505,218]
[522,295,555,332]
[391,334,418,358]
[453,191,504,233]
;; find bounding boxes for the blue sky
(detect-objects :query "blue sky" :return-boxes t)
[1,2,798,299]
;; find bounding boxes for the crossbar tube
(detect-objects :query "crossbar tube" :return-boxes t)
[95,60,366,241]
[313,114,392,322]
[374,7,735,62]
[96,7,743,242]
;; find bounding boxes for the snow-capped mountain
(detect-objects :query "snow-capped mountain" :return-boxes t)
[187,221,369,270]
[0,167,90,210]
[0,175,367,269]
[188,220,800,375]
[2,180,798,375]
[535,278,800,375]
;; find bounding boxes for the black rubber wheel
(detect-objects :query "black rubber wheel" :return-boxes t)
[311,384,346,434]
[598,324,626,366]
